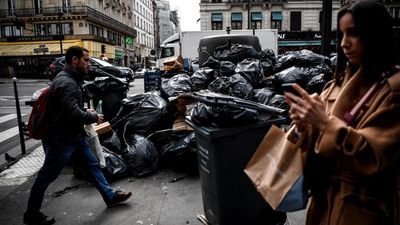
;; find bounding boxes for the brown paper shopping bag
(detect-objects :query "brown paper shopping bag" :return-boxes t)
[244,125,308,212]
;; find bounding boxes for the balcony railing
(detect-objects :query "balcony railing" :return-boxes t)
[0,6,136,37]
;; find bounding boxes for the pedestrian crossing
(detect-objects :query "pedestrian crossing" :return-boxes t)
[0,112,43,186]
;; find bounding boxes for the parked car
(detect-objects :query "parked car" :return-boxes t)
[48,57,134,82]
[134,68,148,78]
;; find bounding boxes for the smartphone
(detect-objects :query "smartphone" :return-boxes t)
[281,83,299,96]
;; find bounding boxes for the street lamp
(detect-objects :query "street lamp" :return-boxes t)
[57,10,64,56]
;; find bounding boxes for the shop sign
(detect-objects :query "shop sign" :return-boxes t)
[115,50,124,59]
[125,36,133,44]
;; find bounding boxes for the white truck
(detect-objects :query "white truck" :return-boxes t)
[156,29,278,70]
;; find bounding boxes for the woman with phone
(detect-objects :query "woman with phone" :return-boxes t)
[285,1,400,224]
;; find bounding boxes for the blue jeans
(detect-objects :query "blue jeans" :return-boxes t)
[26,136,115,213]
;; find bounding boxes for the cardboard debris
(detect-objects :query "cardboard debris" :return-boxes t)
[172,115,193,131]
[163,55,184,72]
[94,122,112,135]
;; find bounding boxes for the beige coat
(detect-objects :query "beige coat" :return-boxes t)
[305,67,400,225]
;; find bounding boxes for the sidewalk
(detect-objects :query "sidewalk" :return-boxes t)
[0,146,307,225]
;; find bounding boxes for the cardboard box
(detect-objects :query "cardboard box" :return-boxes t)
[94,122,112,135]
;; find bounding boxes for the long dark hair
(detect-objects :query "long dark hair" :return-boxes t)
[334,0,396,85]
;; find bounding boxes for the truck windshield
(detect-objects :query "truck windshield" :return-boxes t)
[160,47,175,58]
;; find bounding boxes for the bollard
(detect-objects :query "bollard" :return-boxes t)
[12,77,26,155]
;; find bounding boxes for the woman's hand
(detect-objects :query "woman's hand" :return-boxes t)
[285,83,330,131]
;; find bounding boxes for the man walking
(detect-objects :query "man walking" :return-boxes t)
[23,46,131,225]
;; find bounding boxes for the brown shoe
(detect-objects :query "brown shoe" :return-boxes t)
[106,190,132,208]
[23,211,55,225]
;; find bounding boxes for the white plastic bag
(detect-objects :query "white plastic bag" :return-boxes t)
[85,123,106,168]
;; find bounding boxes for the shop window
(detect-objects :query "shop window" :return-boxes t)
[211,13,223,30]
[1,25,22,37]
[290,11,301,31]
[271,12,282,30]
[231,12,242,30]
[251,12,262,29]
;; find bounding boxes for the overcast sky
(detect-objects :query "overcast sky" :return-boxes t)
[169,0,201,31]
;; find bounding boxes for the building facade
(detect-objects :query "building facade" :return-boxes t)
[0,0,136,78]
[199,0,341,53]
[133,0,155,68]
[154,0,179,45]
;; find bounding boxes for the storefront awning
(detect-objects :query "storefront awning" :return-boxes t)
[231,13,242,21]
[272,12,283,20]
[278,40,336,47]
[211,13,223,22]
[251,12,262,21]
[0,40,81,56]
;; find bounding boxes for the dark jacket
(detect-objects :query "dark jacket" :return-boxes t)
[43,64,97,144]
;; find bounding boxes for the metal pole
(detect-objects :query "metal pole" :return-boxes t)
[12,77,26,155]
[247,0,251,30]
[321,0,332,56]
[58,10,64,56]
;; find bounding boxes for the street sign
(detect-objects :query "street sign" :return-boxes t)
[125,36,133,44]
[33,47,49,53]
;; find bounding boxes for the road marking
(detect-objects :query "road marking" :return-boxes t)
[0,126,19,143]
[0,146,44,186]
[0,114,26,124]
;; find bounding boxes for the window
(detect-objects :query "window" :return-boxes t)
[89,24,103,37]
[34,0,43,14]
[211,13,223,30]
[251,12,262,29]
[34,23,72,36]
[1,25,22,37]
[290,11,301,31]
[271,12,282,30]
[108,31,122,46]
[7,0,15,15]
[161,47,175,58]
[231,12,242,30]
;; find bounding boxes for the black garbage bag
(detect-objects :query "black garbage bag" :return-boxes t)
[229,73,254,100]
[275,51,302,73]
[306,73,330,94]
[272,66,316,87]
[149,130,198,173]
[254,88,277,105]
[150,130,197,157]
[235,58,263,86]
[219,61,236,77]
[122,134,159,177]
[191,102,259,127]
[258,49,276,76]
[102,146,128,180]
[208,76,231,94]
[85,77,128,121]
[102,131,122,155]
[161,74,193,98]
[267,94,289,112]
[201,56,221,69]
[214,43,258,65]
[297,49,331,68]
[208,74,253,100]
[111,93,172,136]
[191,67,218,91]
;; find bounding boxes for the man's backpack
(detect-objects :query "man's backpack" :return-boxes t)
[28,87,51,140]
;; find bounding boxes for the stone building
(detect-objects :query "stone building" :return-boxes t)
[0,0,136,78]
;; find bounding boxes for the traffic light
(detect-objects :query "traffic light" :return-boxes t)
[101,45,106,54]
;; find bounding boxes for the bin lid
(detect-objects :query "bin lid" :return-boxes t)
[185,116,285,139]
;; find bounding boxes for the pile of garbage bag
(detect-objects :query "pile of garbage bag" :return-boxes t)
[79,44,336,181]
